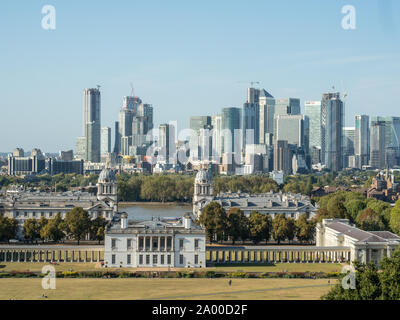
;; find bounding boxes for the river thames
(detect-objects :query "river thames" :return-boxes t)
[120,203,192,221]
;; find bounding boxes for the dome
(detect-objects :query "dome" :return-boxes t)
[98,168,116,182]
[195,170,212,184]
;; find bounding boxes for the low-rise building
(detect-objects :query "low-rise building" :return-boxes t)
[316,218,400,265]
[104,213,206,268]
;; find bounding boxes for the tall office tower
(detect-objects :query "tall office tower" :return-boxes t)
[113,121,120,154]
[59,150,73,161]
[273,140,292,175]
[370,116,400,167]
[211,115,223,161]
[101,127,112,157]
[199,125,213,161]
[370,121,386,169]
[342,127,356,168]
[321,92,344,172]
[82,88,101,162]
[305,101,322,164]
[274,98,301,116]
[189,116,212,160]
[274,115,306,148]
[123,95,142,112]
[75,137,86,160]
[243,102,260,145]
[137,103,154,133]
[354,115,370,169]
[259,90,275,144]
[221,107,242,155]
[247,87,261,104]
[158,123,175,163]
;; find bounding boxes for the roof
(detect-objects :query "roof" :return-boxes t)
[326,221,396,243]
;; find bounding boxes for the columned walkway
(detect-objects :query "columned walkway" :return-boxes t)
[206,246,351,264]
[0,245,104,263]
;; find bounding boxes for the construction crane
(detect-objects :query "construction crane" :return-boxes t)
[96,84,101,91]
[237,81,260,88]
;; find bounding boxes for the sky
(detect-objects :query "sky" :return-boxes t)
[0,0,399,153]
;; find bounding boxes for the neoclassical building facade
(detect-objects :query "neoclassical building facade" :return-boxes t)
[192,169,317,219]
[316,219,400,265]
[0,168,118,239]
[104,213,206,268]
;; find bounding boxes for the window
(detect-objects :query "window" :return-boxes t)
[195,254,198,265]
[139,255,143,265]
[32,212,36,217]
[179,254,184,265]
[24,212,27,217]
[111,239,116,249]
[49,212,53,217]
[166,237,172,251]
[145,237,150,251]
[138,237,144,251]
[179,239,184,250]
[111,254,116,264]
[41,212,44,217]
[153,255,158,264]
[161,255,165,265]
[127,239,132,249]
[195,239,199,249]
[167,255,171,265]
[152,238,158,251]
[127,254,131,265]
[146,255,150,265]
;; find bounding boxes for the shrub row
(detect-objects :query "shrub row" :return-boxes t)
[0,270,342,279]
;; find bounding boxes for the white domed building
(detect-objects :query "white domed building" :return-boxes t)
[192,169,214,217]
[192,169,318,220]
[97,167,118,205]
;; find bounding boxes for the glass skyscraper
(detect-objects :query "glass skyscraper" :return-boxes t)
[82,88,101,163]
[305,101,322,164]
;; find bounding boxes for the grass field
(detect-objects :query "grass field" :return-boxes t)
[0,262,345,273]
[0,278,336,300]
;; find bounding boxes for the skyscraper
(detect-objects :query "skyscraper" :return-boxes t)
[273,140,292,175]
[101,126,112,157]
[82,88,101,163]
[305,101,322,164]
[221,107,242,155]
[354,115,370,168]
[342,127,355,168]
[243,102,260,145]
[274,114,306,148]
[259,90,275,144]
[189,116,212,161]
[370,121,386,169]
[211,115,223,161]
[321,92,344,172]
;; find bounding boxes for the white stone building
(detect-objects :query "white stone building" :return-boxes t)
[0,168,118,239]
[192,169,317,219]
[104,213,206,268]
[316,219,400,265]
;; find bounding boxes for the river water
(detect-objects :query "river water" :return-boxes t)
[121,203,192,221]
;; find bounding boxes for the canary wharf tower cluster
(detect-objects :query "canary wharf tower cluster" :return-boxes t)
[66,85,400,177]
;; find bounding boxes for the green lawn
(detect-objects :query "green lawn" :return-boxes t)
[0,278,336,300]
[0,262,345,273]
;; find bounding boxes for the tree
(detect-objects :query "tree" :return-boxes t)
[390,199,400,236]
[322,261,381,300]
[199,202,228,243]
[272,215,287,244]
[90,216,107,244]
[23,219,40,243]
[327,196,349,220]
[40,213,64,242]
[0,216,18,242]
[248,212,271,244]
[226,208,248,244]
[38,217,48,243]
[345,199,366,222]
[295,214,315,243]
[286,218,296,244]
[380,248,400,300]
[64,207,90,245]
[356,208,385,231]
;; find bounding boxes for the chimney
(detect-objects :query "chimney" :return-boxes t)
[183,213,192,229]
[121,213,128,229]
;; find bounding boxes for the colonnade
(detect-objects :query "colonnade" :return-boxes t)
[0,246,104,263]
[206,247,351,264]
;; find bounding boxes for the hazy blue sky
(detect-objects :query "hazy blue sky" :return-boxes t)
[0,0,399,152]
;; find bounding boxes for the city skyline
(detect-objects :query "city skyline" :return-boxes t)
[1,0,400,152]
